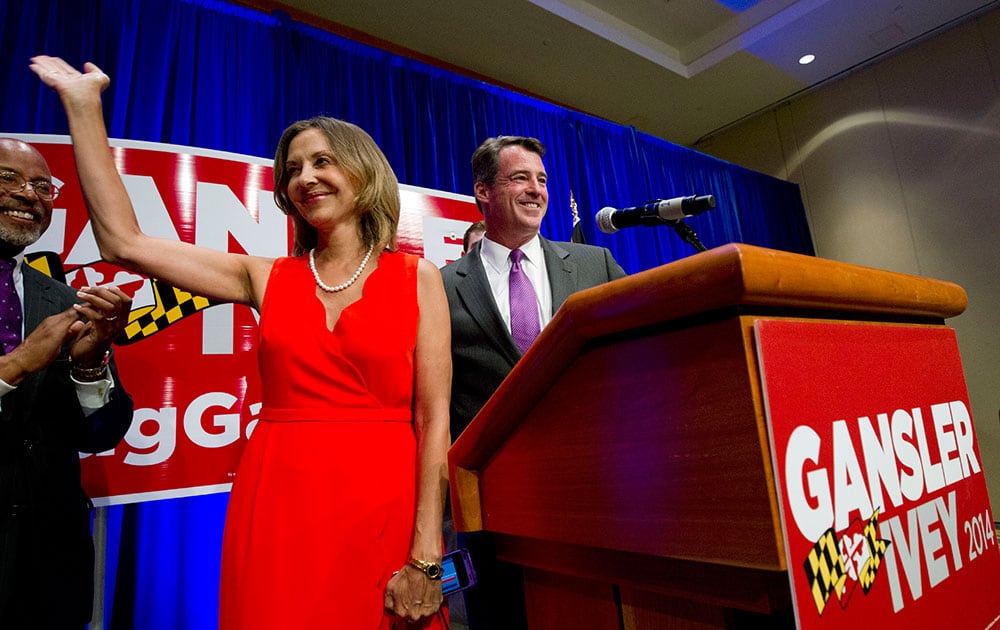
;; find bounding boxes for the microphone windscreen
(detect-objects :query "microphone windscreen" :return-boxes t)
[595,207,617,234]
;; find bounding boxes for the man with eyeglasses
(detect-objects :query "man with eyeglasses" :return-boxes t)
[0,138,134,628]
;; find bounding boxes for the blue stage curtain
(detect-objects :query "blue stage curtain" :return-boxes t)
[1,0,814,627]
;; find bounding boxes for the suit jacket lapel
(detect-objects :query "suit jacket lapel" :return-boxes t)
[541,237,578,313]
[22,265,62,333]
[17,266,64,409]
[454,247,522,364]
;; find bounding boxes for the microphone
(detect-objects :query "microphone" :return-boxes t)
[595,195,716,234]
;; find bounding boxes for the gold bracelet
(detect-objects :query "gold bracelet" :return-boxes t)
[70,351,110,381]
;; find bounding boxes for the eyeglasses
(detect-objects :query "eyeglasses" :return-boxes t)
[0,170,60,200]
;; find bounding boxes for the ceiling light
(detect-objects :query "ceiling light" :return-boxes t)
[799,54,816,65]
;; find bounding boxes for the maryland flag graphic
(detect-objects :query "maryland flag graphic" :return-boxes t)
[27,252,215,345]
[118,278,215,344]
[804,527,848,615]
[25,251,67,283]
[803,509,890,616]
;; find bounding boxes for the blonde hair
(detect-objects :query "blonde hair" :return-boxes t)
[273,117,400,255]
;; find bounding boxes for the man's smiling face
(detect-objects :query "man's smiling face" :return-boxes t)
[0,139,54,255]
[475,145,548,249]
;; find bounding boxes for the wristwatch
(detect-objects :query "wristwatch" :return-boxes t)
[408,556,443,580]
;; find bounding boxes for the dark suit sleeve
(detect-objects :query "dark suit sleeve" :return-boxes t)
[21,268,135,454]
[603,247,627,280]
[75,357,134,454]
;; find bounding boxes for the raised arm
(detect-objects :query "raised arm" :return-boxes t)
[29,56,270,308]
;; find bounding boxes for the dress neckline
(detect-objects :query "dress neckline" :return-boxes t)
[309,249,387,334]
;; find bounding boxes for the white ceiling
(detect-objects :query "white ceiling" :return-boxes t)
[267,0,998,146]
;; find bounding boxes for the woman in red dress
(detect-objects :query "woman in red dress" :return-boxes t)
[31,55,451,629]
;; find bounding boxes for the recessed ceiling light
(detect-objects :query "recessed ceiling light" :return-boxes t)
[799,54,816,65]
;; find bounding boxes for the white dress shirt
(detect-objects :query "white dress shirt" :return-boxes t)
[479,234,553,334]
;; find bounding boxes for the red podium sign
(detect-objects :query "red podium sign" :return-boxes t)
[756,320,1000,629]
[11,134,481,505]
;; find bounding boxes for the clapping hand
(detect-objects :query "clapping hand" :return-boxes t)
[70,284,131,368]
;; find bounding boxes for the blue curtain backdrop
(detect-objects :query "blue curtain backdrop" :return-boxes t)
[0,0,814,627]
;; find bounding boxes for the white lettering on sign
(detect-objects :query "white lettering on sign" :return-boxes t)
[783,400,984,614]
[784,401,979,542]
[85,391,259,467]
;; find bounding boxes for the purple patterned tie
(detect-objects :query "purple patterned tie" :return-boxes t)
[0,258,22,355]
[508,249,540,353]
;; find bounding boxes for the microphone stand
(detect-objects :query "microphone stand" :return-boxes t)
[667,219,707,253]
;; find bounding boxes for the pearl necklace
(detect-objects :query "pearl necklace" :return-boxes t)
[309,244,375,293]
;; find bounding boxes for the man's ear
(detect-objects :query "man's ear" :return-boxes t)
[473,181,490,205]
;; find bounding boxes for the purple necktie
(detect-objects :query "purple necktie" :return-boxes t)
[0,258,22,355]
[508,249,540,353]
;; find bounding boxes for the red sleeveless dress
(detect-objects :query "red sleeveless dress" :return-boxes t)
[219,251,446,629]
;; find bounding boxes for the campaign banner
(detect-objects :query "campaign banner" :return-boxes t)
[755,319,1000,628]
[11,134,481,506]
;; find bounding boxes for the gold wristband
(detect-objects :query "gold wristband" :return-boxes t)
[408,557,443,580]
[70,351,110,381]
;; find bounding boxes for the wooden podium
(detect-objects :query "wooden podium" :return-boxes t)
[448,243,967,629]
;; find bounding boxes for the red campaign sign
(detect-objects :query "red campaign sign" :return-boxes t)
[755,319,1000,629]
[12,134,481,506]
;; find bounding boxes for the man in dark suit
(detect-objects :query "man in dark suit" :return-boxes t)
[0,138,134,628]
[440,136,625,629]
